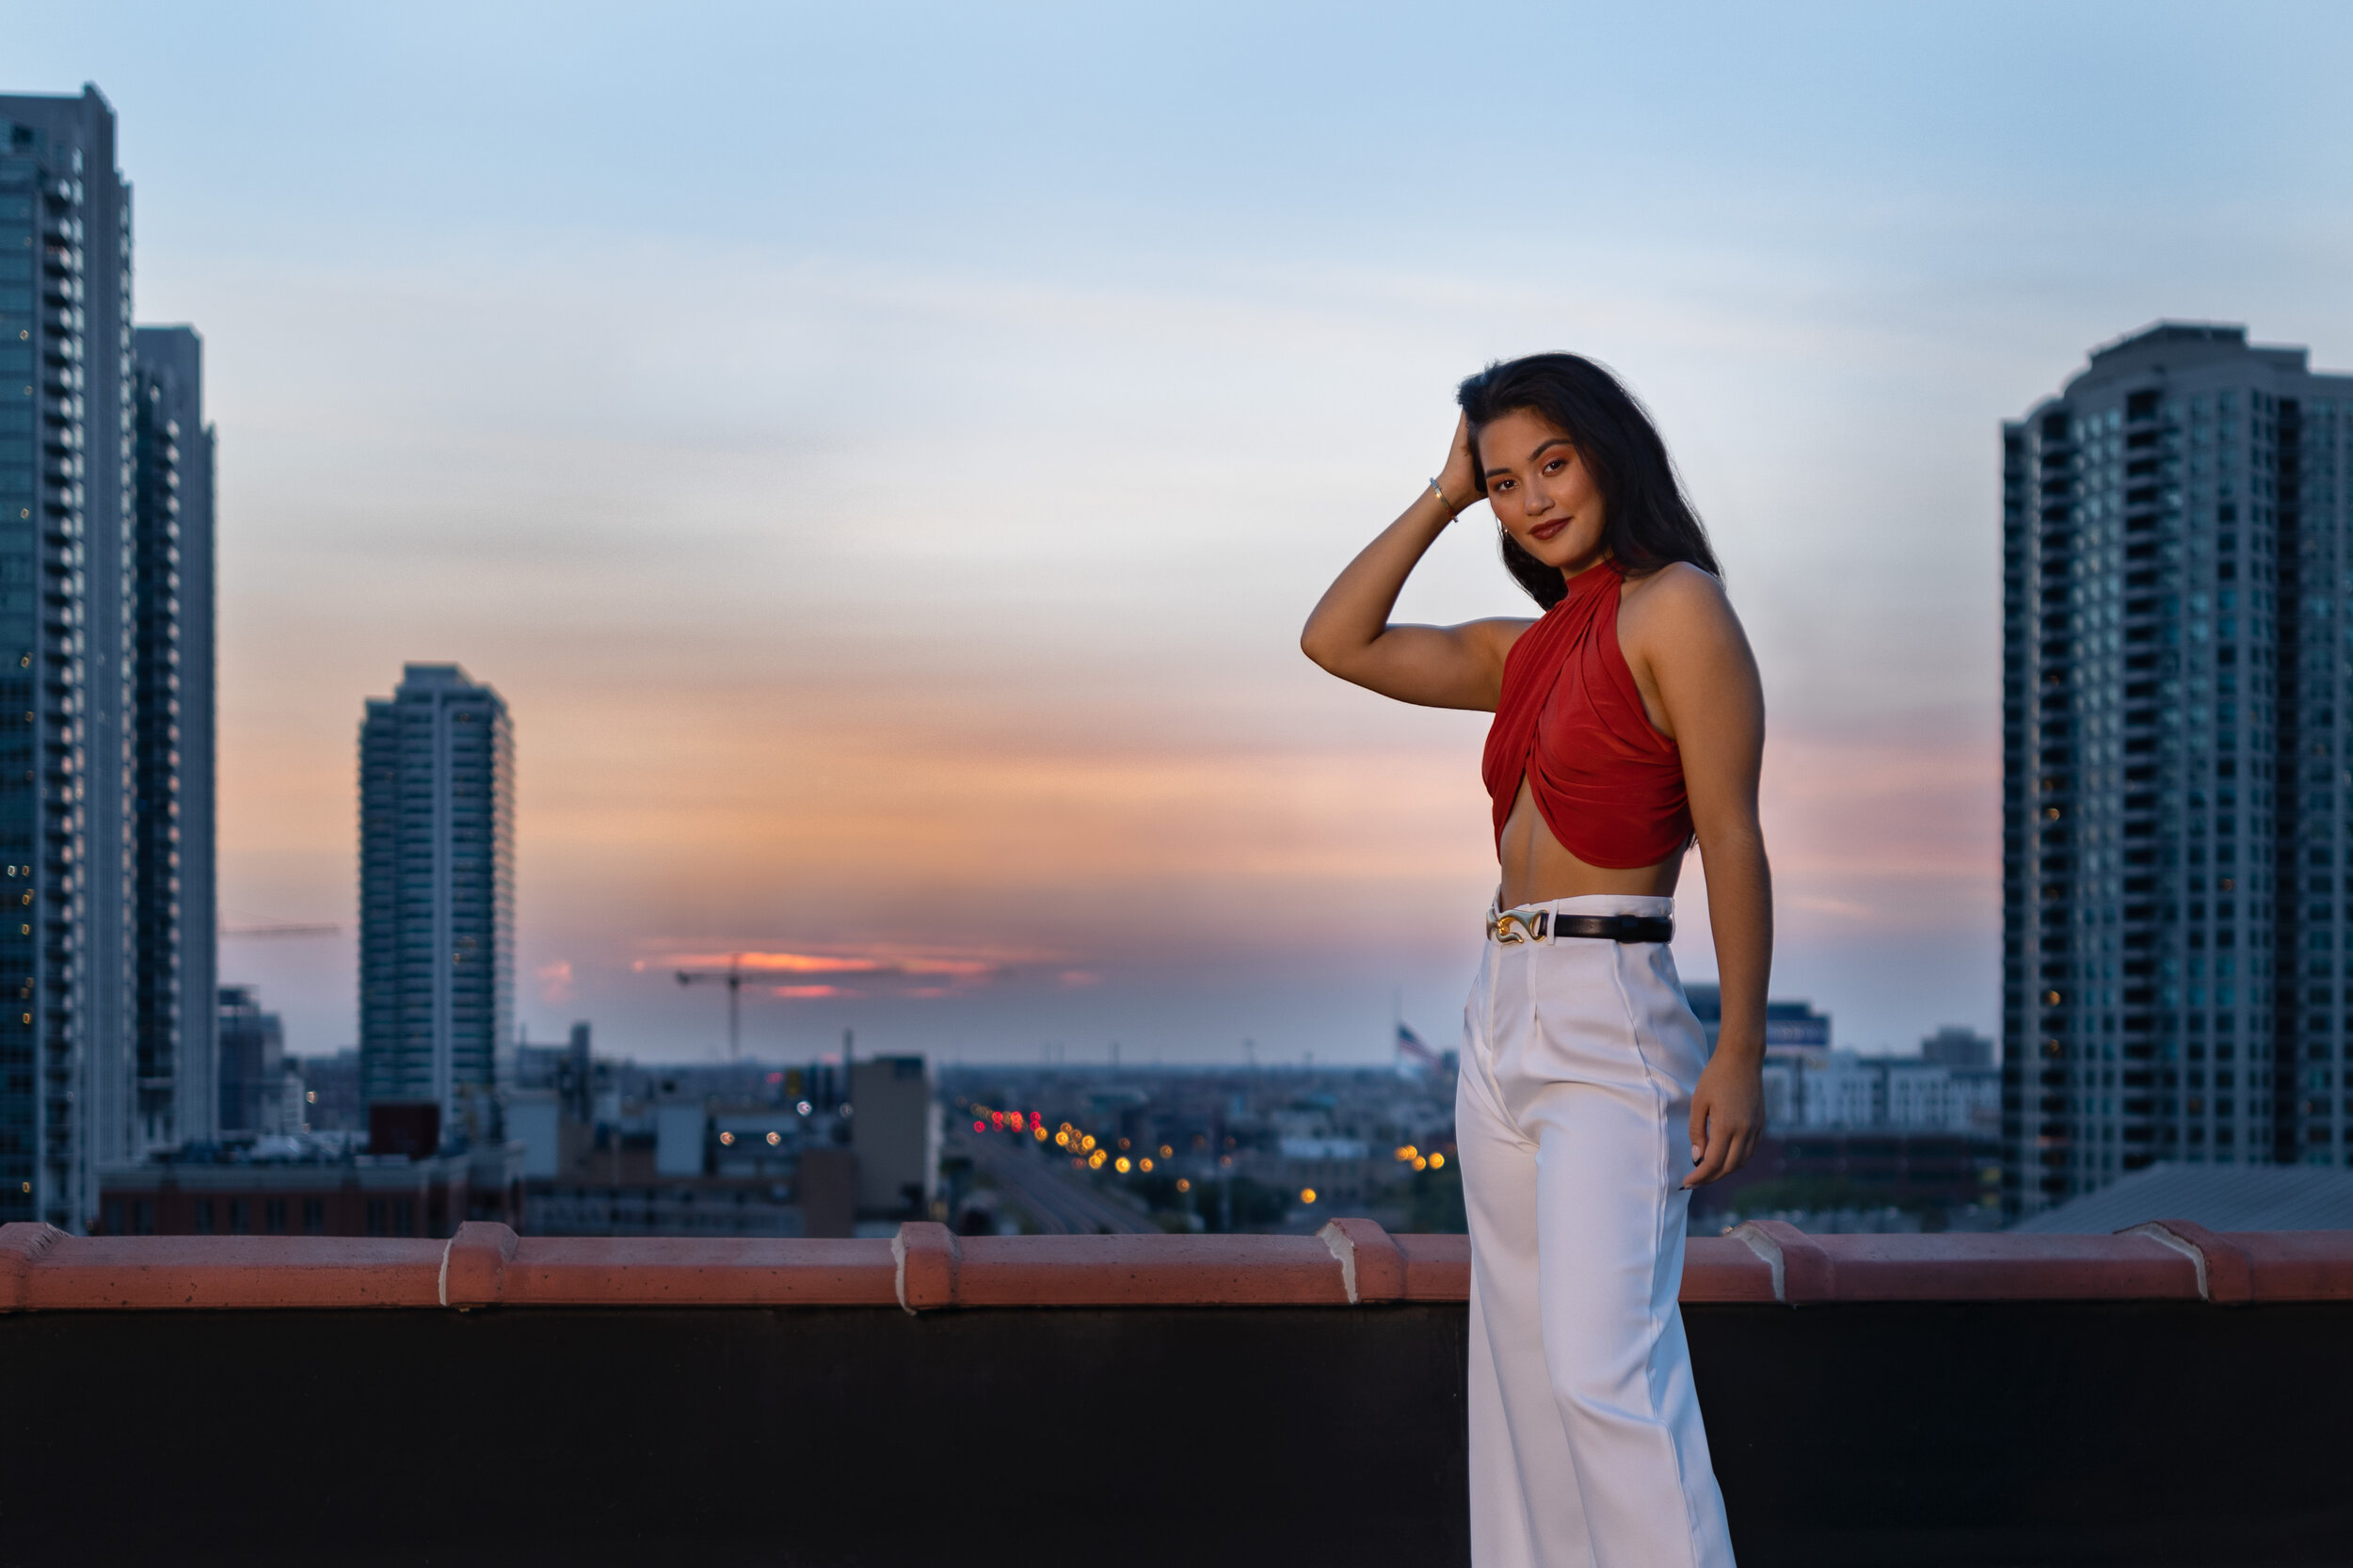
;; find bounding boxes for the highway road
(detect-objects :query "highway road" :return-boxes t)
[956,1134,1160,1236]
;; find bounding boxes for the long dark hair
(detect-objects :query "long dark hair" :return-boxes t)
[1456,353,1719,610]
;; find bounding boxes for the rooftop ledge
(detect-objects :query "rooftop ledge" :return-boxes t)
[9,1221,2353,1566]
[5,1216,2348,1312]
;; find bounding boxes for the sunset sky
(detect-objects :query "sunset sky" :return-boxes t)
[11,2,2353,1064]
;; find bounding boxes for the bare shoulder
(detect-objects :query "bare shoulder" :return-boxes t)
[1623,560,1729,614]
[1621,562,1742,644]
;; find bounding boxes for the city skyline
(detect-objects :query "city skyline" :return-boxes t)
[6,5,2350,1065]
[4,16,2348,1562]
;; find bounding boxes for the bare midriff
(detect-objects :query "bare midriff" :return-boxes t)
[1497,775,1685,910]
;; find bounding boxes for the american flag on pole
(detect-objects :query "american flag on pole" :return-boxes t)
[1395,1021,1441,1074]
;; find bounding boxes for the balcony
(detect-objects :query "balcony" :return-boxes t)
[4,1219,2350,1565]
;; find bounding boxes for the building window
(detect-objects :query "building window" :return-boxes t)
[303,1197,325,1236]
[365,1198,387,1237]
[264,1198,287,1235]
[394,1197,415,1237]
[193,1198,214,1234]
[228,1198,249,1234]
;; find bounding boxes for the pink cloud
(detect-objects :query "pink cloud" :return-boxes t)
[643,940,1058,1000]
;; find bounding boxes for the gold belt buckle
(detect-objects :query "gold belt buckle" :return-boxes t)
[1487,909,1543,945]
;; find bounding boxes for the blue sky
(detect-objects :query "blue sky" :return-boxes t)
[8,2,2352,1063]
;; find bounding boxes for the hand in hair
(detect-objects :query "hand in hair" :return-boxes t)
[1299,411,1529,712]
[1435,412,1480,516]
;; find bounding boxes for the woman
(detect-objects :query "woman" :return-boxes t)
[1302,353,1767,1567]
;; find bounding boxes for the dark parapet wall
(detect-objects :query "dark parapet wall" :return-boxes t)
[1698,1299,2352,1568]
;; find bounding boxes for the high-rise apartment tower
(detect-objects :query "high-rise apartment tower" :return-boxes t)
[2003,323,2353,1221]
[131,325,217,1161]
[0,86,216,1228]
[358,664,514,1135]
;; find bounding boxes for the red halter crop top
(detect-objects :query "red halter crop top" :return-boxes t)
[1481,559,1692,869]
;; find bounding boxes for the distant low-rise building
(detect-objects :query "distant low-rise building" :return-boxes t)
[1883,1060,2000,1133]
[217,986,286,1137]
[295,1049,364,1132]
[514,1022,595,1121]
[1760,1050,2001,1135]
[96,1127,522,1238]
[1922,1026,1996,1068]
[495,1048,928,1240]
[1686,984,1833,1057]
[850,1056,938,1218]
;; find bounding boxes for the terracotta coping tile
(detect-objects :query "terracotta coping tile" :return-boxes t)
[1820,1231,2201,1302]
[2125,1223,2353,1304]
[1682,1235,1779,1303]
[1393,1233,1468,1301]
[441,1220,518,1307]
[2231,1229,2353,1303]
[2121,1220,2252,1304]
[1733,1220,2201,1304]
[0,1221,64,1311]
[894,1222,957,1312]
[1728,1220,1828,1303]
[946,1232,1352,1308]
[2,1224,443,1310]
[504,1236,900,1307]
[1321,1218,1405,1304]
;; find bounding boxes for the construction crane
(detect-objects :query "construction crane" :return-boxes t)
[676,953,746,1060]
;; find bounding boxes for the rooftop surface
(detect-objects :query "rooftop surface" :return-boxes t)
[2012,1161,2353,1235]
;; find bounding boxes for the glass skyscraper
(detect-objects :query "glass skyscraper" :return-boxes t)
[2003,323,2353,1221]
[131,325,217,1160]
[358,664,514,1138]
[0,87,216,1228]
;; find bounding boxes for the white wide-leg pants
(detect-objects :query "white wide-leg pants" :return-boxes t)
[1457,894,1736,1568]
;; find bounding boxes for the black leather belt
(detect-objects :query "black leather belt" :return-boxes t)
[1487,909,1673,945]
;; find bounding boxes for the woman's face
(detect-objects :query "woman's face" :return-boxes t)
[1475,408,1608,574]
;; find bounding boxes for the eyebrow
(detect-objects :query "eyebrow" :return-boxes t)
[1483,438,1576,477]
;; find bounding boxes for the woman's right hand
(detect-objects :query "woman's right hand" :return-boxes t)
[1436,411,1481,516]
[1299,406,1527,712]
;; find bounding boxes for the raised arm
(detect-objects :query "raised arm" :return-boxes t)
[1301,414,1529,712]
[1623,566,1772,1188]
